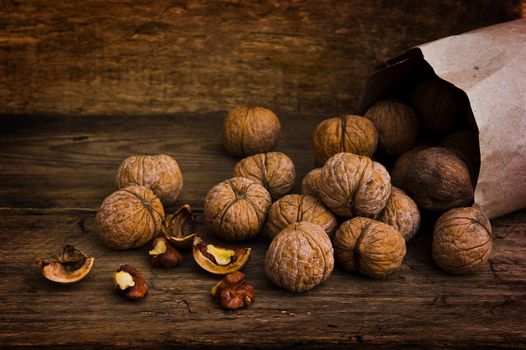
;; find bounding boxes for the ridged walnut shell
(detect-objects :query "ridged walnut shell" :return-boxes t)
[319,152,391,217]
[411,77,468,135]
[96,185,165,250]
[401,147,474,212]
[432,207,492,274]
[376,187,420,241]
[265,194,338,240]
[204,177,272,241]
[333,217,406,278]
[116,154,183,206]
[312,115,378,166]
[301,168,322,199]
[364,99,419,155]
[223,106,281,157]
[233,152,295,201]
[265,221,334,292]
[390,145,429,188]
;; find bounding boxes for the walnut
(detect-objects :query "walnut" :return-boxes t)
[265,194,338,240]
[333,217,406,278]
[211,271,255,310]
[318,152,391,218]
[400,147,474,212]
[312,115,378,166]
[364,99,419,155]
[265,221,334,292]
[432,207,492,274]
[390,145,428,188]
[223,106,281,157]
[204,177,272,241]
[441,130,480,184]
[96,185,164,250]
[301,168,322,199]
[115,154,183,206]
[233,152,295,201]
[411,77,469,135]
[376,187,420,241]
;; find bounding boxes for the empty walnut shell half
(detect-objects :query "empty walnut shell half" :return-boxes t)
[192,236,251,275]
[312,115,378,166]
[233,152,295,201]
[35,244,94,284]
[376,187,420,241]
[161,204,197,249]
[319,152,391,218]
[432,207,492,274]
[265,194,338,240]
[301,168,322,199]
[333,217,406,278]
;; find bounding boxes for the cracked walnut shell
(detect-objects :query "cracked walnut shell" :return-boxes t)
[432,207,492,274]
[223,106,281,157]
[333,217,406,278]
[96,185,164,250]
[265,194,338,240]
[376,187,420,241]
[319,152,391,218]
[312,115,378,166]
[233,152,295,201]
[116,154,183,206]
[204,177,271,241]
[265,221,334,292]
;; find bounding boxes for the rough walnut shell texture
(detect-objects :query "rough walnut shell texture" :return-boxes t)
[319,152,391,217]
[312,115,378,166]
[265,194,338,240]
[116,154,183,206]
[233,152,295,201]
[432,207,492,274]
[96,185,165,250]
[390,145,429,188]
[204,177,272,241]
[223,106,281,157]
[333,217,406,278]
[411,77,468,135]
[401,147,474,212]
[364,99,419,155]
[301,168,322,198]
[376,187,420,241]
[265,221,334,292]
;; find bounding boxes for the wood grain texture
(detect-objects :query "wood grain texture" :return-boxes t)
[0,0,522,117]
[0,114,525,348]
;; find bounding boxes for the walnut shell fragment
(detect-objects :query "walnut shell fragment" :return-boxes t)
[115,154,183,206]
[333,217,406,278]
[319,152,391,218]
[312,115,378,166]
[265,221,334,292]
[193,236,251,275]
[35,244,94,284]
[233,152,295,201]
[376,187,420,241]
[432,207,492,274]
[161,204,197,249]
[204,177,271,241]
[265,194,338,240]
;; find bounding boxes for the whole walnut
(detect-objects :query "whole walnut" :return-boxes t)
[223,106,281,157]
[400,147,474,212]
[390,145,428,188]
[376,187,420,241]
[96,185,165,250]
[233,152,295,201]
[312,115,378,166]
[204,177,272,241]
[301,168,322,199]
[333,217,406,278]
[265,194,338,240]
[432,207,492,274]
[364,99,419,155]
[265,221,334,292]
[441,130,480,184]
[411,77,469,135]
[115,154,183,206]
[318,152,391,218]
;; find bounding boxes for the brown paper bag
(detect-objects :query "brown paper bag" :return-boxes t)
[358,19,526,219]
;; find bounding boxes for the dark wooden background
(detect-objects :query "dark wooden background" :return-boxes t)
[1,1,525,349]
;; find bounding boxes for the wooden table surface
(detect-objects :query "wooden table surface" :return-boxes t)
[0,114,525,349]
